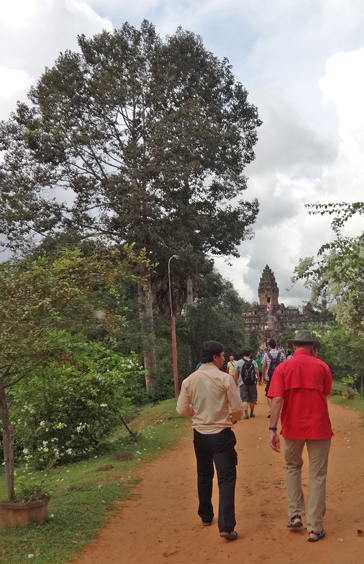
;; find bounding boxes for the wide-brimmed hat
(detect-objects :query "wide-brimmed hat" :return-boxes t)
[287,329,320,348]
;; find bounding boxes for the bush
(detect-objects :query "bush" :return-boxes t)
[9,345,146,468]
[330,380,343,396]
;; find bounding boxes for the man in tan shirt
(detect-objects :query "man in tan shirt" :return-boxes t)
[176,341,244,541]
[227,355,237,384]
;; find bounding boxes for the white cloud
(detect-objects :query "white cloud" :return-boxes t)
[0,0,44,31]
[0,0,113,120]
[0,67,33,99]
[65,0,113,29]
[320,47,364,158]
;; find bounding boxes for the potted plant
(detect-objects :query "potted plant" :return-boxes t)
[341,375,356,400]
[0,477,49,529]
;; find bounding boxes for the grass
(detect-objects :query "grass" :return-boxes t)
[0,398,189,564]
[329,392,364,418]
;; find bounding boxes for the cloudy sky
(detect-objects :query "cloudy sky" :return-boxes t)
[1,0,364,306]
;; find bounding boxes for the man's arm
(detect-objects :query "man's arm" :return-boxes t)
[227,378,244,422]
[323,364,333,396]
[269,397,283,452]
[176,382,194,417]
[233,369,239,385]
[262,364,267,381]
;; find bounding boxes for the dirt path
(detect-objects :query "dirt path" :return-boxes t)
[72,387,364,564]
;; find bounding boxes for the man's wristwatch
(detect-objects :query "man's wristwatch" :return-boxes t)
[269,426,277,431]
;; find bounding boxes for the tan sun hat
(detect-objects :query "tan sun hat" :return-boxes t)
[287,329,320,349]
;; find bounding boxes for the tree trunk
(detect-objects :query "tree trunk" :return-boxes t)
[138,272,156,390]
[186,277,193,307]
[0,386,15,500]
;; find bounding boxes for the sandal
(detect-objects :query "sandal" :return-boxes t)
[287,515,303,528]
[307,529,325,542]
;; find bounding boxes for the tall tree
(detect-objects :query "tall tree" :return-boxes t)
[0,21,261,387]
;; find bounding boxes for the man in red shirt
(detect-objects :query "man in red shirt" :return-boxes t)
[268,330,333,543]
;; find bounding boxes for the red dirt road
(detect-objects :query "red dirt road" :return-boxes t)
[72,387,364,564]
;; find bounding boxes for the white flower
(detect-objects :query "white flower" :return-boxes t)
[28,555,35,559]
[39,421,45,427]
[100,403,107,408]
[23,448,29,454]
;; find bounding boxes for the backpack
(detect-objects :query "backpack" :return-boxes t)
[267,351,282,381]
[240,359,256,385]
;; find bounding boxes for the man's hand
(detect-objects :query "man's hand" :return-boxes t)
[270,430,280,452]
[230,414,238,424]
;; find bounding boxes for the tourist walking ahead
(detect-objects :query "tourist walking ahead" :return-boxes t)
[262,339,285,417]
[227,355,238,384]
[234,349,259,418]
[268,330,333,542]
[176,341,244,541]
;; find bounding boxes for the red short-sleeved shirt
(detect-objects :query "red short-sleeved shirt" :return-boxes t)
[268,349,333,440]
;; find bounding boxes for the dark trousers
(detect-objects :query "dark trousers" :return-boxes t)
[193,428,237,533]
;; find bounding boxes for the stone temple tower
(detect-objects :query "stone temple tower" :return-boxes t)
[258,265,279,306]
[244,265,314,346]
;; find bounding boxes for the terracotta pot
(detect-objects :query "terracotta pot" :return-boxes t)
[0,498,49,529]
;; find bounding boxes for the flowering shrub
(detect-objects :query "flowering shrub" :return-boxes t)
[9,343,146,468]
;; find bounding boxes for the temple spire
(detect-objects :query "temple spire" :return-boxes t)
[258,265,279,305]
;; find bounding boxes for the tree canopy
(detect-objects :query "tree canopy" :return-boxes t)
[0,20,260,265]
[0,20,262,385]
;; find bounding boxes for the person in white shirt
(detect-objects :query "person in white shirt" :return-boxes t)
[177,340,243,541]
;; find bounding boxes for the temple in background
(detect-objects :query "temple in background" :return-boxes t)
[244,265,312,345]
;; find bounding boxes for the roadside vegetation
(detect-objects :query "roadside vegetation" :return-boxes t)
[0,399,186,564]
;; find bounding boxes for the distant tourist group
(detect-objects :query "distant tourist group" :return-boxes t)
[177,331,333,543]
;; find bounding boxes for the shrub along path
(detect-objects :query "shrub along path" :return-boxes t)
[71,386,364,564]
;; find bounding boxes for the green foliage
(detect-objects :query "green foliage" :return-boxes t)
[308,323,363,382]
[0,246,149,499]
[9,342,146,468]
[0,22,261,264]
[14,476,49,502]
[330,380,343,396]
[0,399,186,564]
[179,270,253,376]
[293,201,364,335]
[0,245,149,391]
[0,21,261,350]
[341,375,357,398]
[0,20,262,395]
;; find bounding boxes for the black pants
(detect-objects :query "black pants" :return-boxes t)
[193,428,237,533]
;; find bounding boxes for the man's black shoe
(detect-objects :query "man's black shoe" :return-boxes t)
[220,531,238,540]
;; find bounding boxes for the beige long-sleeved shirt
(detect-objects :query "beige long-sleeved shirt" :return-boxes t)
[176,364,244,434]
